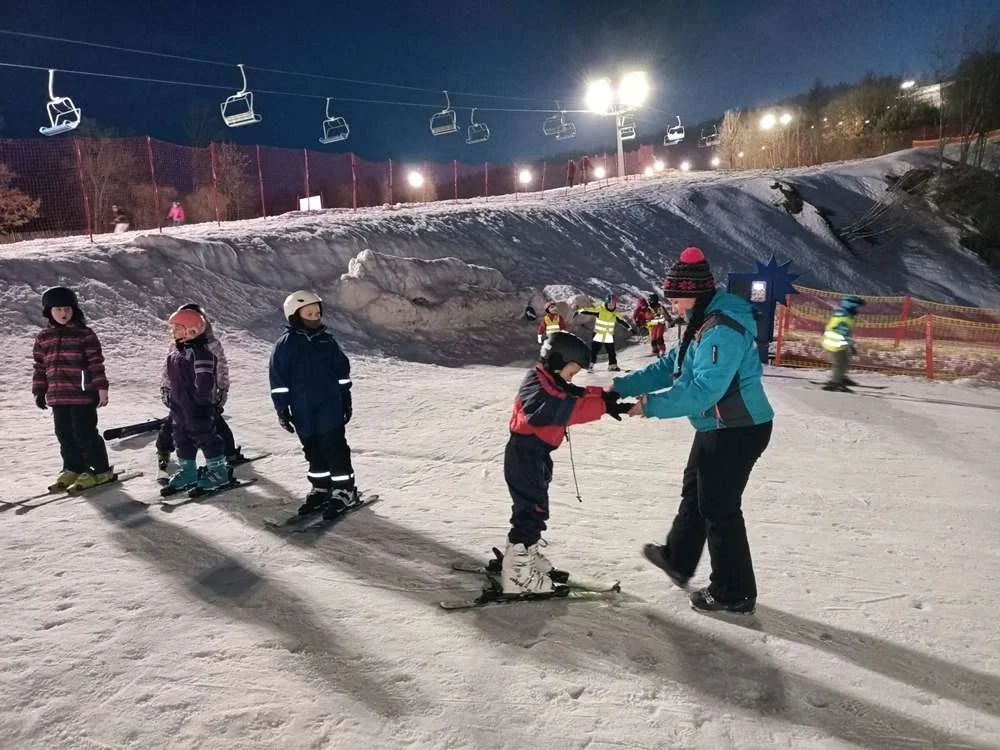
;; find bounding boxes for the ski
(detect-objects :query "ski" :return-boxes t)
[263,508,325,529]
[808,380,887,390]
[156,453,271,486]
[289,494,381,532]
[439,585,621,610]
[103,418,166,441]
[159,478,259,509]
[8,471,144,514]
[450,562,621,593]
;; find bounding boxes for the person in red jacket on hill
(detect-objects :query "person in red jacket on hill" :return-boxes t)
[31,286,113,492]
[499,331,633,596]
[536,301,567,343]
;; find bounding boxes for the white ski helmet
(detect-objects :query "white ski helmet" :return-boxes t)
[283,290,322,322]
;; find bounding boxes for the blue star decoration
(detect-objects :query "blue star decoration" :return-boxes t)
[756,255,800,301]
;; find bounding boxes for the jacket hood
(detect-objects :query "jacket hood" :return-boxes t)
[705,291,758,333]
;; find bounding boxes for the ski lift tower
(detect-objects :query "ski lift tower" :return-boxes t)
[585,72,649,180]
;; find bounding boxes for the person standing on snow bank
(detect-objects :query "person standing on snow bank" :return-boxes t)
[156,303,246,475]
[161,308,230,493]
[821,296,865,391]
[167,201,186,226]
[566,159,577,188]
[32,286,114,493]
[576,294,634,372]
[499,331,634,595]
[632,296,651,341]
[613,247,774,615]
[110,204,131,233]
[645,292,671,358]
[536,301,567,343]
[269,291,359,520]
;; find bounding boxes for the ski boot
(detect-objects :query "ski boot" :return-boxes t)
[689,587,756,615]
[156,452,171,472]
[608,364,621,372]
[321,488,361,520]
[164,459,198,493]
[196,456,231,492]
[642,543,690,589]
[500,542,556,595]
[822,382,851,392]
[298,487,330,517]
[69,470,116,492]
[842,377,859,387]
[48,470,79,493]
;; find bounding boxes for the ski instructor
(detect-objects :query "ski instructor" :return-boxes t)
[611,247,774,615]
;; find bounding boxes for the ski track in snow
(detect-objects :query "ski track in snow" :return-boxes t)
[1,148,999,748]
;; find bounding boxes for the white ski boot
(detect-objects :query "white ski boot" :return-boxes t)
[501,542,556,595]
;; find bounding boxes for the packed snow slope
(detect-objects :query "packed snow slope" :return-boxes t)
[1,147,999,367]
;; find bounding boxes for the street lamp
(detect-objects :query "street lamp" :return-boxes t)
[407,170,424,188]
[710,156,721,167]
[594,165,607,179]
[779,112,793,126]
[586,71,649,180]
[760,113,777,130]
[518,169,533,185]
[644,166,654,176]
[679,160,691,172]
[901,80,916,90]
[653,160,665,172]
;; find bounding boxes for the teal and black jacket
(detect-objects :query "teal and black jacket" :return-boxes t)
[613,291,774,431]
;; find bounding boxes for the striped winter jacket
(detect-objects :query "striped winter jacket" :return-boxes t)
[32,321,109,406]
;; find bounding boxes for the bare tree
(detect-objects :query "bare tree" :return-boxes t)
[75,118,141,231]
[0,163,41,234]
[947,22,1000,166]
[213,143,254,220]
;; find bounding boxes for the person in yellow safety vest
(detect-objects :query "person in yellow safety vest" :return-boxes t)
[821,295,865,391]
[576,294,635,372]
[536,301,567,343]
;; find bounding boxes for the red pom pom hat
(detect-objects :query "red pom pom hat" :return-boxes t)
[662,246,716,298]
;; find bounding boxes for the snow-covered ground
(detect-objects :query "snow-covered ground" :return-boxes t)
[1,339,999,749]
[1,148,999,748]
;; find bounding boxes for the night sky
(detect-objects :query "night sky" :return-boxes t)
[0,0,995,162]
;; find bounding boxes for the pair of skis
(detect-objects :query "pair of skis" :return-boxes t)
[440,547,622,610]
[264,492,380,532]
[2,470,145,515]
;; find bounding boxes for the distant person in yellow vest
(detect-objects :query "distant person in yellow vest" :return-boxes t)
[821,296,865,391]
[576,294,634,372]
[536,301,567,343]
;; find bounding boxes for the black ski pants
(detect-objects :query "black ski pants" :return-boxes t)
[590,339,618,367]
[157,408,235,456]
[505,437,553,546]
[52,404,110,474]
[301,426,355,491]
[663,421,772,603]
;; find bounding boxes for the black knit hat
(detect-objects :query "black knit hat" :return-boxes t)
[663,247,715,298]
[41,286,78,310]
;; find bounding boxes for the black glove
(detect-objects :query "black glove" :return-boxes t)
[277,406,295,434]
[34,393,48,410]
[602,390,626,421]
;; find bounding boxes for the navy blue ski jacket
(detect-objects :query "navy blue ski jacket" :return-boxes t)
[269,325,352,437]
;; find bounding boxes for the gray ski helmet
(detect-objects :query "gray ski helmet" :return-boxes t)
[539,331,591,373]
[41,286,78,310]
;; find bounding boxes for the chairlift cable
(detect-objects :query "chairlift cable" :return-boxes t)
[0,28,567,105]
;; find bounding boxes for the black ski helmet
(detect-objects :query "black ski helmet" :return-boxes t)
[647,292,660,306]
[539,331,591,373]
[41,286,78,310]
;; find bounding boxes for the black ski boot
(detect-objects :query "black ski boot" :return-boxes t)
[689,587,756,615]
[298,488,330,517]
[822,382,852,392]
[227,447,250,467]
[321,488,360,520]
[642,544,690,589]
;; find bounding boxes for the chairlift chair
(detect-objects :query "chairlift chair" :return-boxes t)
[466,108,490,144]
[664,116,684,146]
[543,101,568,137]
[555,121,577,140]
[39,69,81,136]
[220,64,262,128]
[430,91,458,136]
[698,126,720,149]
[318,98,350,144]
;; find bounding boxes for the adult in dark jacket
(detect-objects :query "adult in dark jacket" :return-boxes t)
[269,290,357,519]
[162,308,230,492]
[32,286,113,492]
[614,247,774,615]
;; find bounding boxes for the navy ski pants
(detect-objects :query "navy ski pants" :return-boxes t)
[505,436,553,546]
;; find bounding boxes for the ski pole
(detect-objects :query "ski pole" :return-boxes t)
[565,428,583,502]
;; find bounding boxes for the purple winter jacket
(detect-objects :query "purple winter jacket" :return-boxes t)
[164,336,219,423]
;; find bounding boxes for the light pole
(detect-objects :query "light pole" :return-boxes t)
[586,71,649,180]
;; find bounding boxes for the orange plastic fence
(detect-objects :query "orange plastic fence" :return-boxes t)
[775,285,1000,381]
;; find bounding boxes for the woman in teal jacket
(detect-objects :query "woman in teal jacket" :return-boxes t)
[613,247,773,614]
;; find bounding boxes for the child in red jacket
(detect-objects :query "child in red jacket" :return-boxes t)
[536,301,567,343]
[31,286,113,492]
[501,331,632,595]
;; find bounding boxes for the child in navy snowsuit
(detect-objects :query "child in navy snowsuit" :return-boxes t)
[500,331,632,595]
[269,290,357,519]
[162,308,229,492]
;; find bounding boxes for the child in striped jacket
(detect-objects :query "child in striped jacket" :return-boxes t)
[31,286,114,492]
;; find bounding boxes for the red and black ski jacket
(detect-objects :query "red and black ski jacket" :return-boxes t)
[32,321,109,406]
[508,365,606,450]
